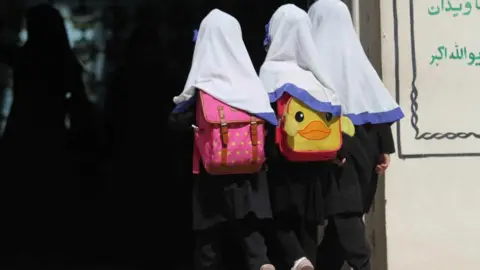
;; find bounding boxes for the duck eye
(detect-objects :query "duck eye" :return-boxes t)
[295,111,304,122]
[325,113,333,122]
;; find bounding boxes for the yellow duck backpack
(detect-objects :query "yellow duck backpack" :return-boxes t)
[275,93,355,161]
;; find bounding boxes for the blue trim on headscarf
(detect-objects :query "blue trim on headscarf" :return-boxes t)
[172,97,196,113]
[263,23,271,46]
[193,29,198,42]
[345,107,404,125]
[172,96,278,126]
[268,83,342,116]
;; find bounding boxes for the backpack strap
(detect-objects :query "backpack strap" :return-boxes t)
[275,95,290,145]
[250,116,258,163]
[217,106,229,166]
[192,140,200,174]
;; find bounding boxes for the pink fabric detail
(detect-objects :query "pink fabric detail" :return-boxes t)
[200,93,252,123]
[192,91,265,175]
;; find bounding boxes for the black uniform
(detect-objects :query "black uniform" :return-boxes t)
[168,103,272,270]
[317,124,395,270]
[264,121,335,270]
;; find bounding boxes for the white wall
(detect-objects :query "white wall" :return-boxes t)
[380,0,480,269]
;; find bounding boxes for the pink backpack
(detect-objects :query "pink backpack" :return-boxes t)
[192,91,266,175]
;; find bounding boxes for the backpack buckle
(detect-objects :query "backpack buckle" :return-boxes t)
[218,106,229,146]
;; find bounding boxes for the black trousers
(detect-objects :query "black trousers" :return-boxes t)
[269,219,318,270]
[194,218,270,270]
[316,214,371,270]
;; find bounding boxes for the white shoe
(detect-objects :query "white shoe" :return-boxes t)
[293,257,314,270]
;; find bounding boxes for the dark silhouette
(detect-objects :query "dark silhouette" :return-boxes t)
[0,4,96,267]
[103,19,191,268]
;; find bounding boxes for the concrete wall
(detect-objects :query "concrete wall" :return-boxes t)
[380,0,480,269]
[356,1,389,269]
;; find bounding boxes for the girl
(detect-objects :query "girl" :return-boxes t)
[260,4,343,270]
[308,1,404,269]
[168,9,276,270]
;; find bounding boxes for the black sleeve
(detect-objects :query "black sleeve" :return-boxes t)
[377,123,395,154]
[337,133,352,159]
[168,106,195,132]
[338,126,368,160]
[265,122,281,162]
[264,103,282,164]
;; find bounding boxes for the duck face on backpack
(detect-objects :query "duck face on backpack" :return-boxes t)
[172,9,277,175]
[260,4,354,162]
[275,94,354,161]
[283,96,341,150]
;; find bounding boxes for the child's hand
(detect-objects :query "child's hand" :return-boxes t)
[333,157,346,166]
[375,153,390,174]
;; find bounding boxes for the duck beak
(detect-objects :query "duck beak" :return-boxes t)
[297,121,331,140]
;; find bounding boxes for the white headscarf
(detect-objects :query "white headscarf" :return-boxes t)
[259,4,341,116]
[308,0,403,124]
[173,9,277,125]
